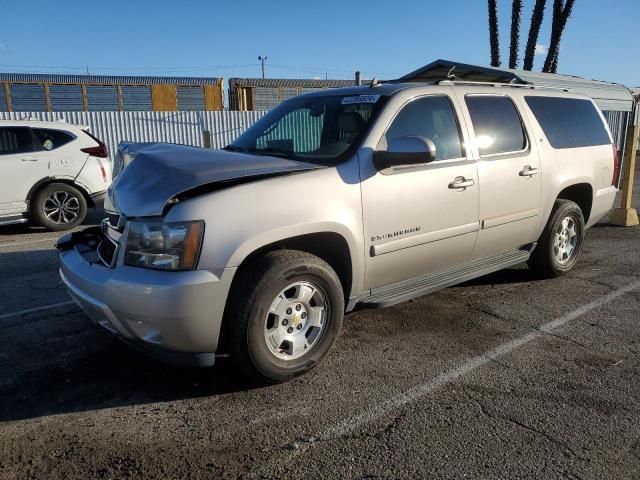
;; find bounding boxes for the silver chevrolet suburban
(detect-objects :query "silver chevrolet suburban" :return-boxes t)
[58,81,619,383]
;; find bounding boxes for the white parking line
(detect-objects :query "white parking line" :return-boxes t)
[0,300,75,321]
[316,278,640,441]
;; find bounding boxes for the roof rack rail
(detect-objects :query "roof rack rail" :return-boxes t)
[437,79,569,92]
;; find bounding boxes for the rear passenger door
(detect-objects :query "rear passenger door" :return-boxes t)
[457,93,542,258]
[0,127,45,216]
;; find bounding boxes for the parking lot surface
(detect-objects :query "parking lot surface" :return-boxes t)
[1,172,639,479]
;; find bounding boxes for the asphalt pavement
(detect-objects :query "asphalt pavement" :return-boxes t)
[1,172,639,479]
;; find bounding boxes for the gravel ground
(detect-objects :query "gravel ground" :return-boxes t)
[0,168,639,479]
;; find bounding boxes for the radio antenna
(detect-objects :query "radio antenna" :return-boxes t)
[447,66,456,80]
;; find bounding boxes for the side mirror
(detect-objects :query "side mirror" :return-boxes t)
[373,136,437,171]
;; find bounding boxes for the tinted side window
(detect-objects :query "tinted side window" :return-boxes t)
[525,96,610,149]
[384,96,463,161]
[32,128,74,151]
[0,127,33,155]
[465,95,527,156]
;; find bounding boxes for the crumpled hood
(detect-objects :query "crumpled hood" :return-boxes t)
[106,142,323,217]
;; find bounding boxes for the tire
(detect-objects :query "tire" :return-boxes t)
[31,183,87,231]
[224,250,345,384]
[528,199,585,278]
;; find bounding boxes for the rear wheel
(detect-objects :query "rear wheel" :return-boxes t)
[224,250,344,384]
[528,199,585,277]
[31,183,87,231]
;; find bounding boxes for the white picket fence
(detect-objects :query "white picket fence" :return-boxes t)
[0,110,267,158]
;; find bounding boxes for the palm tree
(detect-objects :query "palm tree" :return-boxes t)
[488,0,501,67]
[509,0,523,69]
[523,0,547,70]
[543,0,576,73]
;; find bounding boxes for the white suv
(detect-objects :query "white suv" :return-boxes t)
[0,120,112,231]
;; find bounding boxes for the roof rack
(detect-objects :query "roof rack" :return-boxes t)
[436,79,570,92]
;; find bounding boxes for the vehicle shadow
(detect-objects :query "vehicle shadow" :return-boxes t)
[457,263,543,287]
[0,325,256,423]
[0,255,540,424]
[0,243,257,423]
[0,209,105,236]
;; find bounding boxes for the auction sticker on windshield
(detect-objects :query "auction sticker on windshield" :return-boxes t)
[341,94,381,105]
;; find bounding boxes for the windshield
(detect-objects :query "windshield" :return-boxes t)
[230,93,386,166]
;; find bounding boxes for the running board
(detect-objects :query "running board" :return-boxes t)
[0,215,28,226]
[359,245,535,309]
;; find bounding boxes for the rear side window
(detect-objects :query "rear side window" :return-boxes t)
[384,95,464,160]
[525,96,610,149]
[0,127,33,155]
[465,95,527,156]
[32,128,74,151]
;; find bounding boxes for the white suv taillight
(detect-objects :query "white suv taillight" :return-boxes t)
[81,130,109,158]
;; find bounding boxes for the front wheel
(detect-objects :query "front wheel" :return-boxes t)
[224,250,345,384]
[528,199,585,277]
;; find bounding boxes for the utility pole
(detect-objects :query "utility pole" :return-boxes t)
[258,56,267,79]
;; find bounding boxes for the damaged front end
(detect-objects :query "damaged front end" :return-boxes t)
[106,142,323,218]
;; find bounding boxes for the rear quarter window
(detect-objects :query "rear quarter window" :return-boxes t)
[32,128,75,151]
[524,97,610,149]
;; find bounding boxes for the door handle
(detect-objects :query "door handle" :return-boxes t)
[448,177,475,190]
[519,165,539,177]
[21,156,40,162]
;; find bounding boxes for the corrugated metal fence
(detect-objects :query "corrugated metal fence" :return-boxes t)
[602,110,630,151]
[0,108,633,157]
[0,110,266,156]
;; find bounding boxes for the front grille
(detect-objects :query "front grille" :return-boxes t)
[97,236,118,267]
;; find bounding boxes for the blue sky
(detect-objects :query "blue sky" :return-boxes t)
[0,0,637,86]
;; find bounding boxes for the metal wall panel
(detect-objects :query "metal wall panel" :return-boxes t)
[121,86,152,111]
[0,86,7,111]
[86,85,119,111]
[0,110,265,157]
[49,84,84,111]
[281,87,299,101]
[10,84,46,111]
[177,86,205,111]
[253,87,280,111]
[230,78,355,88]
[0,73,222,86]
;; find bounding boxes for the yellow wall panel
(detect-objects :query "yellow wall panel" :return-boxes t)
[152,84,177,111]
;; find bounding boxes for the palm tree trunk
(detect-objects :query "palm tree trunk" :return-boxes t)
[543,0,576,73]
[523,0,547,70]
[488,0,501,67]
[509,0,523,69]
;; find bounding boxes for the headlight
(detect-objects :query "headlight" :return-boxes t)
[124,220,204,271]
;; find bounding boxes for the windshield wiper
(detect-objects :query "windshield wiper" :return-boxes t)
[222,144,245,153]
[247,147,298,160]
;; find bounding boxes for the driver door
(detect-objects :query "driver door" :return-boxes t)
[360,91,480,290]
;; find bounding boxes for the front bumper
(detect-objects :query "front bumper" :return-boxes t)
[89,190,106,210]
[58,229,236,367]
